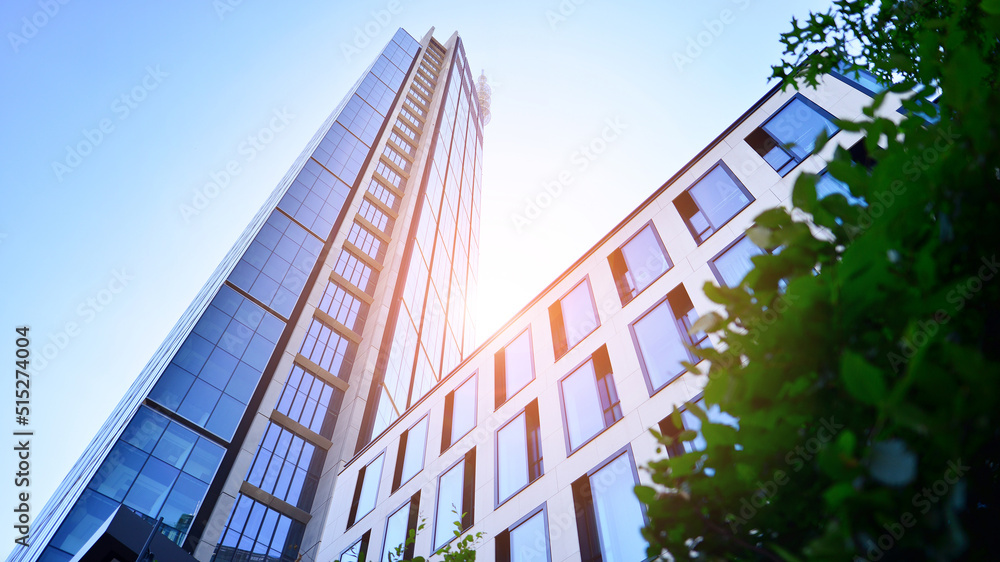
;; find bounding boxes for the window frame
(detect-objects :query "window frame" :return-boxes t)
[608,220,673,305]
[441,372,478,453]
[548,276,601,360]
[494,327,536,409]
[707,233,764,289]
[674,161,754,245]
[495,503,551,562]
[392,414,430,493]
[347,449,386,529]
[381,492,421,562]
[341,530,372,562]
[432,448,477,551]
[749,93,841,177]
[494,400,543,507]
[628,288,707,396]
[571,445,649,562]
[557,346,622,456]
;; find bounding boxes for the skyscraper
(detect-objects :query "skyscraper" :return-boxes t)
[9,22,894,562]
[12,27,485,562]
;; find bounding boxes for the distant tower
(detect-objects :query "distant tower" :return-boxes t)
[476,70,492,125]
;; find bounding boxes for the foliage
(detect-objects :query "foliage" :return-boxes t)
[344,515,484,562]
[637,0,1000,560]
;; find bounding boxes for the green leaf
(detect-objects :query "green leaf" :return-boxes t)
[689,311,724,334]
[840,351,887,405]
[746,225,774,250]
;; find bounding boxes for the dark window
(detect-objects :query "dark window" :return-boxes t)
[558,346,621,453]
[392,415,429,492]
[608,222,672,305]
[441,373,477,452]
[348,452,385,527]
[496,505,550,562]
[673,162,753,244]
[571,449,647,562]
[549,278,600,359]
[746,94,840,176]
[433,448,477,550]
[494,329,534,409]
[496,400,543,505]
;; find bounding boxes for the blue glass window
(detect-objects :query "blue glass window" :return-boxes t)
[299,318,351,376]
[558,347,621,453]
[816,171,866,206]
[496,401,542,504]
[313,123,369,186]
[609,222,672,304]
[747,95,840,176]
[442,373,477,451]
[674,163,753,244]
[433,449,475,550]
[47,407,224,555]
[150,285,283,440]
[227,210,323,318]
[246,423,321,510]
[393,415,429,491]
[495,329,534,408]
[216,495,305,562]
[497,506,550,562]
[349,452,385,526]
[338,95,383,147]
[572,451,647,562]
[549,278,599,358]
[278,159,351,240]
[357,72,396,115]
[334,250,376,294]
[275,365,344,438]
[630,288,703,394]
[709,235,764,288]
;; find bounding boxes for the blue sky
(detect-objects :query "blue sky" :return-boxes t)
[0,0,833,517]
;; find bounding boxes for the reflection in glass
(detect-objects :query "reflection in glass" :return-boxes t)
[590,453,647,562]
[632,301,690,390]
[503,331,533,399]
[434,460,465,549]
[510,510,548,562]
[561,361,605,450]
[497,413,528,502]
[561,280,598,349]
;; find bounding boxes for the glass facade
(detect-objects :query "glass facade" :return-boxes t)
[24,27,427,562]
[366,40,485,442]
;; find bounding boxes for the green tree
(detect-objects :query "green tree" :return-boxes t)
[636,0,1000,560]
